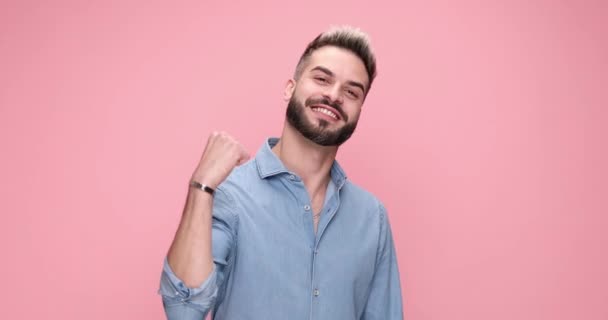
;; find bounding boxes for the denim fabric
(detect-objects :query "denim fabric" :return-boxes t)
[159,138,403,319]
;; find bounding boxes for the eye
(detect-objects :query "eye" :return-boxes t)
[346,89,360,99]
[314,77,329,84]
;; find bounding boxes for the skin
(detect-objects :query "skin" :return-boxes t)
[167,45,370,288]
[273,45,369,231]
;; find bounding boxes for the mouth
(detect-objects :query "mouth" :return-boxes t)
[309,104,342,122]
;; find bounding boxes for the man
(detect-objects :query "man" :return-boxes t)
[159,26,403,319]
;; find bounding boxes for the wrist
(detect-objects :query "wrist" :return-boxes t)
[189,180,215,196]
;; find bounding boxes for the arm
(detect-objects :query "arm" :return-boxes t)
[159,186,239,319]
[158,132,249,319]
[167,188,215,290]
[362,203,404,320]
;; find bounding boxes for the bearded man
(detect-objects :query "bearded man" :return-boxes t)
[159,26,404,320]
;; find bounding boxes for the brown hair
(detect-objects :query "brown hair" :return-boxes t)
[294,26,377,94]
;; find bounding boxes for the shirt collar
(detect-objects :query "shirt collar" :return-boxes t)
[255,137,347,189]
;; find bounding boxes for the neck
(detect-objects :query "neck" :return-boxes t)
[272,121,337,194]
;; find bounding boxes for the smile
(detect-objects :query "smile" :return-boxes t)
[311,106,339,120]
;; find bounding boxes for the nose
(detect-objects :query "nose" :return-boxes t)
[322,84,343,106]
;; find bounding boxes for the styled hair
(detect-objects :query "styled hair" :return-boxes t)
[294,26,377,94]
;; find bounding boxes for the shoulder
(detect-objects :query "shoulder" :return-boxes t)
[341,179,388,220]
[212,159,257,215]
[217,158,258,190]
[213,158,261,211]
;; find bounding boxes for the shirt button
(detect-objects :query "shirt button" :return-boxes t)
[304,205,311,211]
[313,289,320,297]
[289,174,296,180]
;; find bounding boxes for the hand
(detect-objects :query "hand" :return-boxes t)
[191,131,250,189]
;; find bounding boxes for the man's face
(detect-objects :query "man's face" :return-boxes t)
[285,46,369,146]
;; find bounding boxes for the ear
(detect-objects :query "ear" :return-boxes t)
[283,79,296,102]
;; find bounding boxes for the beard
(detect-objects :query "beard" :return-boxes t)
[286,95,358,147]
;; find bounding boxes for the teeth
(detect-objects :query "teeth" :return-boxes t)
[312,107,338,120]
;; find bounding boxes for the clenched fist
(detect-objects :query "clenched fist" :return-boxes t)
[191,132,250,189]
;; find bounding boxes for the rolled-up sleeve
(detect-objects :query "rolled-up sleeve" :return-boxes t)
[362,203,404,320]
[158,186,239,319]
[159,258,219,317]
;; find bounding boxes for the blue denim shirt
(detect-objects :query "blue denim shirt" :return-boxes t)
[159,138,403,319]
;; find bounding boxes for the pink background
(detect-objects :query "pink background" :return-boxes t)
[1,0,606,319]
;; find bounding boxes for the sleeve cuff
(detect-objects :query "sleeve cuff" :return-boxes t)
[158,257,219,311]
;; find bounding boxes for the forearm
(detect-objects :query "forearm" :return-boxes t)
[167,188,215,288]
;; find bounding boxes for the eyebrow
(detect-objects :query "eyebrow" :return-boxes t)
[310,66,367,94]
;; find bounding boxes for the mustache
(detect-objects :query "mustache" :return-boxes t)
[304,97,347,121]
